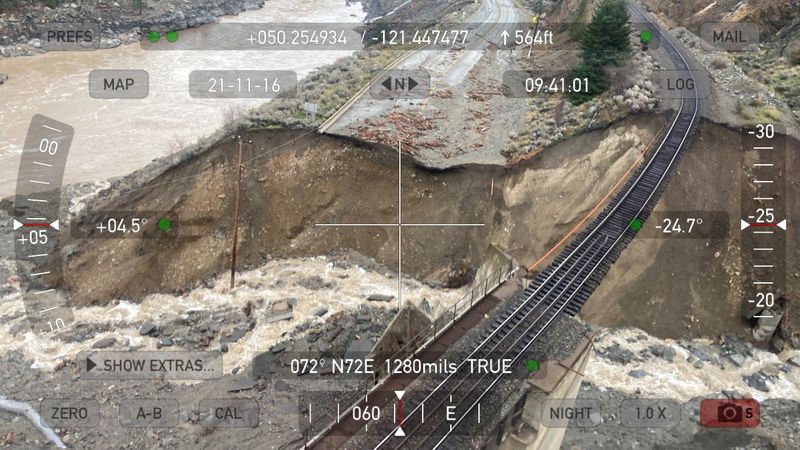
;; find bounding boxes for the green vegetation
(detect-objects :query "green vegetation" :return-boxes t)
[44,0,58,8]
[567,0,631,105]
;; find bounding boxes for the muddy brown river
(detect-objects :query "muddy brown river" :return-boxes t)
[0,0,365,197]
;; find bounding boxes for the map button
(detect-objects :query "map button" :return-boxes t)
[89,70,150,99]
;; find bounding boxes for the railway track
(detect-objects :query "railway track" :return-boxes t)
[359,2,701,449]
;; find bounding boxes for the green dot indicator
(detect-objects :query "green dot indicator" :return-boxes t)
[629,218,643,232]
[158,218,172,232]
[147,31,160,43]
[526,359,539,373]
[166,31,179,43]
[639,30,653,45]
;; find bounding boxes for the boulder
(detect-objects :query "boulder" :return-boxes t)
[92,337,116,349]
[744,372,769,392]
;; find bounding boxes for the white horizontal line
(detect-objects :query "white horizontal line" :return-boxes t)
[753,282,774,285]
[754,180,773,184]
[28,253,48,258]
[315,223,398,227]
[30,180,50,185]
[42,124,62,133]
[754,146,773,150]
[35,289,54,295]
[39,305,60,313]
[754,315,774,318]
[754,163,773,167]
[403,223,485,227]
[754,197,773,201]
[754,248,773,251]
[33,161,53,167]
[753,231,774,234]
[27,198,48,203]
[753,265,774,268]
[30,271,50,277]
[27,217,46,221]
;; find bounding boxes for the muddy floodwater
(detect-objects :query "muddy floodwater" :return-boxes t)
[0,0,365,197]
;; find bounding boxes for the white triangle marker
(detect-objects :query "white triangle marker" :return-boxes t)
[50,220,59,230]
[395,390,405,400]
[778,219,787,230]
[395,426,405,437]
[13,219,22,230]
[740,219,750,231]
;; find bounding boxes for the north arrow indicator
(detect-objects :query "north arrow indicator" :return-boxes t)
[381,76,419,92]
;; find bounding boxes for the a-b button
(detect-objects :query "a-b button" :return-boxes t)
[119,399,180,428]
[89,70,149,99]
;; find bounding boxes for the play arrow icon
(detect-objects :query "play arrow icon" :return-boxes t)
[778,219,787,230]
[382,77,392,91]
[407,77,418,91]
[395,390,405,400]
[13,219,22,230]
[394,426,405,437]
[86,357,97,372]
[50,219,59,230]
[741,219,750,230]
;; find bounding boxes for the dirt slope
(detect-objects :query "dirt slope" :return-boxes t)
[582,122,800,339]
[61,114,664,305]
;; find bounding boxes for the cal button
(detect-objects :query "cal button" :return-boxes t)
[198,398,259,428]
[89,70,149,99]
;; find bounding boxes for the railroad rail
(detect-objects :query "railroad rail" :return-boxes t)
[362,2,701,448]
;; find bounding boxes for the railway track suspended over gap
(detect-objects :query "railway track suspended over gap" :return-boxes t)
[365,2,701,448]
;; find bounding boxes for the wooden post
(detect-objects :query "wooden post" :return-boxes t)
[230,136,243,289]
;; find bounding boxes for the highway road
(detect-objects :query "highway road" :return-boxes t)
[320,0,525,167]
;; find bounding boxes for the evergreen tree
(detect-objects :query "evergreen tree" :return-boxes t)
[567,0,631,104]
[579,0,631,67]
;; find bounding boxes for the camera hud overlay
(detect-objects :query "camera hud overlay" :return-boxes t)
[0,0,799,449]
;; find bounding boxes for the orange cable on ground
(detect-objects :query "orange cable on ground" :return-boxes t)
[526,123,668,272]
